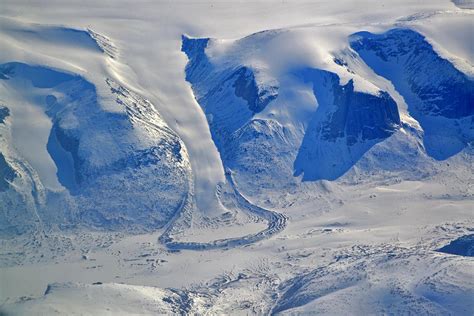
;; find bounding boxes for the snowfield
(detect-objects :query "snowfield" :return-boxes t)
[0,0,473,315]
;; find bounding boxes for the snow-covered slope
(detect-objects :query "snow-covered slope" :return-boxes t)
[2,282,200,315]
[438,234,474,256]
[350,28,474,160]
[182,24,471,194]
[0,24,192,235]
[273,247,474,315]
[0,0,473,315]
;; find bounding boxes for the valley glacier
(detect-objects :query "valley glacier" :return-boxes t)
[0,0,473,315]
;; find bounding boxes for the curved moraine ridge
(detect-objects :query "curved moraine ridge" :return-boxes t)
[159,170,288,251]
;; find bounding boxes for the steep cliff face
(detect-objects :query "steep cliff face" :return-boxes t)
[307,72,400,146]
[232,66,278,114]
[182,36,283,185]
[0,106,14,192]
[294,69,401,181]
[0,98,44,235]
[350,28,474,160]
[223,118,297,191]
[0,153,15,192]
[0,62,192,234]
[182,36,278,134]
[0,106,9,124]
[182,31,431,187]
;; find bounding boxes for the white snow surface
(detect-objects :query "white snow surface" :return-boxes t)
[0,0,473,315]
[1,0,472,216]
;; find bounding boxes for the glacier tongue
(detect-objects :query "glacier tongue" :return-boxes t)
[0,3,473,314]
[350,28,474,160]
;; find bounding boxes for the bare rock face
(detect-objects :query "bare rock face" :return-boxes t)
[182,36,286,188]
[232,66,278,114]
[0,62,192,235]
[294,69,401,181]
[181,31,427,185]
[311,75,400,146]
[350,28,474,160]
[438,234,474,257]
[181,36,278,141]
[0,105,9,124]
[0,153,15,192]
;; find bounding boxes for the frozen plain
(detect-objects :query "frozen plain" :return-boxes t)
[0,0,473,314]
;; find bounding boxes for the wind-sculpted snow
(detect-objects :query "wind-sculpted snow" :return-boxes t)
[182,34,303,194]
[6,237,473,315]
[0,62,191,234]
[182,28,472,189]
[232,66,278,114]
[0,19,105,57]
[294,69,401,181]
[0,105,10,124]
[272,245,474,315]
[350,28,474,160]
[182,32,411,186]
[182,35,279,142]
[1,282,199,315]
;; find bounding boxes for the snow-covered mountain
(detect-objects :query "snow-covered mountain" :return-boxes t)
[182,26,472,191]
[0,25,192,236]
[350,28,474,160]
[0,1,473,315]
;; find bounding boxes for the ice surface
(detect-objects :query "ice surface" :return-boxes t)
[350,28,474,160]
[0,0,473,314]
[0,59,192,234]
